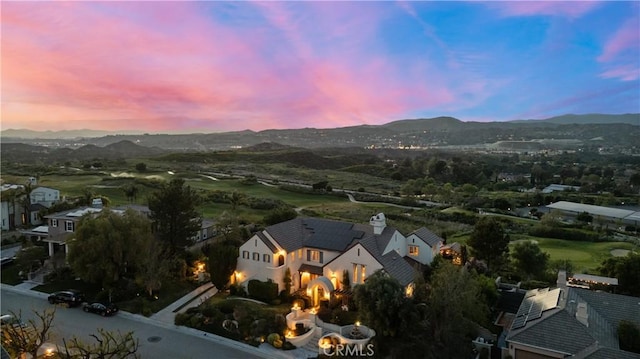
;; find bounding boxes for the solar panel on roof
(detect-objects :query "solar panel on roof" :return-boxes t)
[512,316,526,329]
[528,301,543,320]
[516,299,533,317]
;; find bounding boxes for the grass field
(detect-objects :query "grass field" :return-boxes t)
[510,235,637,273]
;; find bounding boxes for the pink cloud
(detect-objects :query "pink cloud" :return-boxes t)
[598,17,640,62]
[490,1,600,18]
[1,1,458,132]
[599,66,640,82]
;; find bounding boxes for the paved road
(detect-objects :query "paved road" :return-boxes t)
[1,288,267,359]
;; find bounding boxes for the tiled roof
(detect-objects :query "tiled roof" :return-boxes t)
[568,287,640,328]
[358,227,415,286]
[378,251,415,286]
[507,286,640,356]
[409,227,443,247]
[265,217,364,252]
[509,310,596,355]
[585,347,640,359]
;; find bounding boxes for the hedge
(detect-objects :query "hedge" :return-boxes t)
[529,226,601,242]
[248,279,278,303]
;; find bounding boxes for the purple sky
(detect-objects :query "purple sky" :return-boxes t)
[2,1,639,133]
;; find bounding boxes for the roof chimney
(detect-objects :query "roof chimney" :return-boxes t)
[370,213,386,235]
[557,270,568,289]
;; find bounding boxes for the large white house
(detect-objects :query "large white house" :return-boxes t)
[235,213,443,305]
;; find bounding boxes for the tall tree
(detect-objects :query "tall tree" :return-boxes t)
[467,217,509,272]
[121,184,139,203]
[207,242,238,290]
[353,270,414,338]
[598,252,640,296]
[67,209,152,287]
[148,178,201,252]
[511,241,549,280]
[425,262,489,359]
[135,237,170,297]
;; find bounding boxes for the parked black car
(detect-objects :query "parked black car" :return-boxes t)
[47,290,85,307]
[82,302,118,317]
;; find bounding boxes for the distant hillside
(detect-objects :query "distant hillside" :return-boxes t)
[0,128,144,139]
[0,140,166,163]
[511,113,640,126]
[2,113,638,151]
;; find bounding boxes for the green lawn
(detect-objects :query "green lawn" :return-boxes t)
[0,265,23,285]
[510,235,637,273]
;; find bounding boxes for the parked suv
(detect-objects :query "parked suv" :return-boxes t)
[47,290,86,307]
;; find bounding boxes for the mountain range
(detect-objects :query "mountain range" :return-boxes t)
[1,114,638,155]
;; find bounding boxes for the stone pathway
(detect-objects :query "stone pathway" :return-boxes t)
[150,283,217,324]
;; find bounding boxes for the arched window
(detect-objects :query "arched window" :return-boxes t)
[277,255,285,266]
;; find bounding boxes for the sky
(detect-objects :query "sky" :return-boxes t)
[2,1,639,133]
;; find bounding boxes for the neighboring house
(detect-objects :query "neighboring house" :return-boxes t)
[33,203,210,257]
[29,187,60,208]
[235,213,444,306]
[191,219,217,242]
[27,203,48,225]
[0,184,26,230]
[503,271,640,359]
[41,206,106,257]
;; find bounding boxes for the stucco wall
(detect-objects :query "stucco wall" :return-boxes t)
[382,230,408,257]
[323,244,383,287]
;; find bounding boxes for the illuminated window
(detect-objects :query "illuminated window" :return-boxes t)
[298,249,302,259]
[409,246,419,256]
[307,250,323,263]
[353,263,359,283]
[361,265,366,282]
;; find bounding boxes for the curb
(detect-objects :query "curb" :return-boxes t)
[0,284,303,359]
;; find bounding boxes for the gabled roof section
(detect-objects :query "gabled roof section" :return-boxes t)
[507,286,640,356]
[379,251,415,286]
[257,232,278,254]
[358,227,415,286]
[303,218,365,251]
[409,227,443,247]
[509,310,596,355]
[568,287,640,328]
[585,347,640,359]
[264,217,364,252]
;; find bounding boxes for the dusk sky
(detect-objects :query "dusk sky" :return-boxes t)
[2,1,639,133]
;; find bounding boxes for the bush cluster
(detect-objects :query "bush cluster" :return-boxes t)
[248,279,278,303]
[529,226,602,242]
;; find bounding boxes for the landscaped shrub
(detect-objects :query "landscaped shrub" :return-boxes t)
[529,225,601,242]
[175,312,191,326]
[248,279,278,303]
[229,283,247,297]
